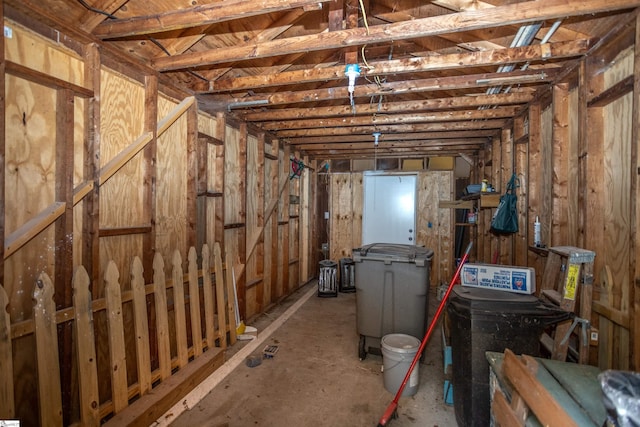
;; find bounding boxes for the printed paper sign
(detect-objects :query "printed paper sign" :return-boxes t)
[461,263,536,294]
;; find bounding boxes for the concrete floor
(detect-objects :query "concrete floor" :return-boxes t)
[169,282,456,427]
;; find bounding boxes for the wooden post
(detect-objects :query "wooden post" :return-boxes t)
[55,87,75,421]
[131,257,151,395]
[187,103,198,249]
[153,252,172,380]
[143,75,158,283]
[187,247,203,356]
[83,43,101,296]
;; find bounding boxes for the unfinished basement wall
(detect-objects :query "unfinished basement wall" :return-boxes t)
[2,15,313,425]
[487,20,639,371]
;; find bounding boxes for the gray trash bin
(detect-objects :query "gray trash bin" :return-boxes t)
[353,243,433,360]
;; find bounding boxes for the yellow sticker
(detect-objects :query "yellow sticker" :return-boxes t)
[564,264,579,300]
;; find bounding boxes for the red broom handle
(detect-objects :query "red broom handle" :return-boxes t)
[377,242,473,426]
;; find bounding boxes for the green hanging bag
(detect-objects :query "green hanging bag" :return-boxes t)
[490,174,519,235]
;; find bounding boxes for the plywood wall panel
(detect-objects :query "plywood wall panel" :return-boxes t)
[224,125,242,225]
[246,134,261,290]
[4,19,84,87]
[4,74,57,321]
[604,46,634,90]
[604,94,633,313]
[351,173,363,251]
[417,171,452,286]
[99,69,145,284]
[330,173,353,260]
[156,95,188,270]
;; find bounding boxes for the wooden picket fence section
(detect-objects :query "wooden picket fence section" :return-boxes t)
[0,242,238,426]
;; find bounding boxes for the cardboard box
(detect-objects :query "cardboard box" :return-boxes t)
[460,263,536,294]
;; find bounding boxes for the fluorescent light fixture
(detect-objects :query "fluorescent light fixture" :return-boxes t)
[476,72,547,86]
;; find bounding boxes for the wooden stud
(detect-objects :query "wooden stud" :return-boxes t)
[186,103,198,250]
[54,89,74,422]
[143,74,158,284]
[83,42,101,295]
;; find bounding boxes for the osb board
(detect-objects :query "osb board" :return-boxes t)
[3,18,85,88]
[4,74,57,321]
[156,95,188,271]
[99,69,145,286]
[417,171,452,287]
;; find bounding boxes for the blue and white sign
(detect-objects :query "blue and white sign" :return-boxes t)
[461,263,535,294]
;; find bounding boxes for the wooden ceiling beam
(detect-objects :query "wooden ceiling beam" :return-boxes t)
[199,39,590,93]
[240,93,533,121]
[153,0,639,71]
[78,0,130,33]
[92,0,332,39]
[219,69,556,108]
[275,119,507,137]
[261,106,521,130]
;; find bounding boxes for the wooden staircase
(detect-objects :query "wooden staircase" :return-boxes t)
[539,246,596,363]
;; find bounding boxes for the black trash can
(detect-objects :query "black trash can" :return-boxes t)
[318,260,338,297]
[447,286,572,427]
[339,257,356,293]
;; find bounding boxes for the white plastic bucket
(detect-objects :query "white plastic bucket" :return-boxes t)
[381,333,421,396]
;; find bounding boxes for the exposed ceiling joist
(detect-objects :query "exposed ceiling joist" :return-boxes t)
[153,0,638,71]
[92,0,331,38]
[199,39,591,93]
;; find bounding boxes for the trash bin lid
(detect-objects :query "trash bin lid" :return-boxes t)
[353,243,434,266]
[449,286,572,324]
[449,285,540,312]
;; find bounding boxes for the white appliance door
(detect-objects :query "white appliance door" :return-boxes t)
[362,173,417,245]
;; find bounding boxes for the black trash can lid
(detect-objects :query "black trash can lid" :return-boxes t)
[448,286,573,324]
[451,285,538,304]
